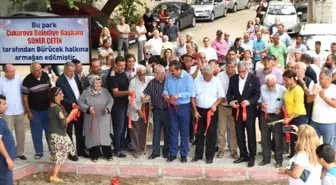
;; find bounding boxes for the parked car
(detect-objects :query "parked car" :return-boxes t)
[295,1,307,23]
[300,24,336,54]
[48,1,137,49]
[262,1,302,34]
[226,0,251,13]
[152,2,196,31]
[191,0,227,22]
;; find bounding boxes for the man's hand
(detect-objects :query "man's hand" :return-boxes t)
[319,89,325,98]
[129,90,135,96]
[137,110,144,118]
[164,94,170,102]
[284,118,291,124]
[104,108,109,115]
[241,100,249,107]
[194,111,201,119]
[141,96,150,104]
[211,105,217,112]
[260,103,268,111]
[27,111,33,121]
[230,100,239,109]
[171,94,179,101]
[312,84,319,95]
[89,107,95,115]
[6,157,14,170]
[274,108,281,115]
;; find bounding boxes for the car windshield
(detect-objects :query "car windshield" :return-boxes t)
[153,4,181,15]
[191,0,213,5]
[303,35,336,51]
[267,5,296,15]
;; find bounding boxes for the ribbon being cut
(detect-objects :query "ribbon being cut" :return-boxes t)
[128,91,135,129]
[235,103,247,121]
[70,104,81,121]
[194,110,214,136]
[167,100,178,114]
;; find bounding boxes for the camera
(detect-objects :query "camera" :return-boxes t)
[283,125,294,133]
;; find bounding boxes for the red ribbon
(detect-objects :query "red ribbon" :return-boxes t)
[90,113,94,136]
[167,100,178,114]
[70,104,81,122]
[204,110,214,136]
[194,118,199,134]
[235,104,247,121]
[283,107,290,143]
[128,91,135,129]
[142,104,147,124]
[111,177,119,185]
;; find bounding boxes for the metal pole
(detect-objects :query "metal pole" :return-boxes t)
[308,0,313,23]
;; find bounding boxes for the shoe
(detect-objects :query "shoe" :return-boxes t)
[258,152,263,156]
[162,153,169,159]
[115,152,127,158]
[191,157,200,162]
[215,146,219,152]
[68,154,79,161]
[287,154,295,159]
[216,151,224,158]
[34,153,43,160]
[49,176,64,182]
[233,157,249,163]
[230,153,239,160]
[190,138,195,144]
[275,162,282,168]
[247,158,255,167]
[258,160,270,166]
[206,159,213,164]
[78,153,90,158]
[132,152,139,159]
[148,154,160,159]
[181,156,187,163]
[18,155,27,160]
[192,140,197,146]
[167,156,176,162]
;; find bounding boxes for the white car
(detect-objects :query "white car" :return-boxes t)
[191,0,227,22]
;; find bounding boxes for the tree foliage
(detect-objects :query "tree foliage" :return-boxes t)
[117,0,146,25]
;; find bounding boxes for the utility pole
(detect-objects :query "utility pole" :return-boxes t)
[308,0,313,23]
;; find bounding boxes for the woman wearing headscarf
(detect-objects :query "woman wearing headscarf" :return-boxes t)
[78,75,114,162]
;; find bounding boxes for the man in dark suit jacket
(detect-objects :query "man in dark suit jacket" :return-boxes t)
[226,61,261,167]
[56,61,88,158]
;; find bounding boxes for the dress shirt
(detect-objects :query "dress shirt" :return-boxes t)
[256,68,283,86]
[143,79,167,109]
[211,39,228,64]
[279,32,292,47]
[193,76,225,109]
[199,46,218,61]
[65,75,80,100]
[146,37,163,56]
[241,40,254,57]
[0,75,24,115]
[258,84,286,113]
[128,76,151,121]
[253,39,267,61]
[117,24,130,38]
[217,71,230,106]
[163,70,194,105]
[225,39,233,48]
[238,73,248,95]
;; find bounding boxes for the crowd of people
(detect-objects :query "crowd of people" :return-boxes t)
[1,7,336,185]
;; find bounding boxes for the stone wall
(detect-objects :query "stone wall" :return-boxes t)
[313,0,336,23]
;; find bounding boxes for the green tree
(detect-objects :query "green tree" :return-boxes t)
[117,0,146,25]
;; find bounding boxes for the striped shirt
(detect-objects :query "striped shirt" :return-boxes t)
[143,78,167,109]
[22,72,51,110]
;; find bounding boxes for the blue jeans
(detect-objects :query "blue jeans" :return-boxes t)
[111,104,127,153]
[30,110,49,154]
[0,165,13,185]
[152,108,170,156]
[169,103,191,157]
[311,121,335,145]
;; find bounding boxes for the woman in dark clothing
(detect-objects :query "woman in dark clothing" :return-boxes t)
[230,37,245,60]
[143,8,154,40]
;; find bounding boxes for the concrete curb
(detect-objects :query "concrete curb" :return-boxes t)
[14,163,288,181]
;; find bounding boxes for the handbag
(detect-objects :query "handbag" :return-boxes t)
[289,162,311,183]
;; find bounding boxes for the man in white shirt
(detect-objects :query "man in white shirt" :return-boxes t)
[310,69,336,147]
[0,64,26,160]
[199,37,217,61]
[175,35,187,58]
[216,59,239,159]
[145,30,163,59]
[191,64,225,164]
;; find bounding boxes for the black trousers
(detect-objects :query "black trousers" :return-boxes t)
[260,112,283,163]
[194,107,218,160]
[67,113,86,156]
[235,115,257,158]
[289,115,307,156]
[88,145,113,160]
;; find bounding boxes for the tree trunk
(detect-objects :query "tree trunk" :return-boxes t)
[101,0,121,17]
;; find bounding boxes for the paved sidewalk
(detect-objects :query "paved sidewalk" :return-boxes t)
[13,132,289,181]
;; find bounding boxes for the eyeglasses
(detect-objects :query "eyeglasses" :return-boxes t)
[146,53,152,55]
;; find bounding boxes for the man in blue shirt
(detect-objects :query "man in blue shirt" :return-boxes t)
[163,60,194,163]
[253,32,267,65]
[0,94,16,185]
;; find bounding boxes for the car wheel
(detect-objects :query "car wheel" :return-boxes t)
[246,1,251,9]
[176,21,180,31]
[233,3,237,12]
[191,16,196,27]
[223,8,227,17]
[210,12,215,22]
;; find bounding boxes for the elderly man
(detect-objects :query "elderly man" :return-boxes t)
[227,61,261,167]
[217,59,239,159]
[163,60,194,163]
[258,74,286,168]
[242,32,253,56]
[200,37,217,61]
[256,55,283,86]
[191,64,224,164]
[56,62,87,159]
[83,58,108,89]
[267,33,287,68]
[143,65,170,159]
[175,35,187,58]
[117,16,131,56]
[128,65,151,158]
[224,32,233,48]
[161,35,174,56]
[22,62,51,160]
[186,32,199,52]
[211,30,228,65]
[186,42,198,58]
[0,64,26,160]
[309,70,336,147]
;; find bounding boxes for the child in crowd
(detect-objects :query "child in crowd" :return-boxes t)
[316,144,336,185]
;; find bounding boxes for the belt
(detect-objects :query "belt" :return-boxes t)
[220,104,231,108]
[119,37,129,39]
